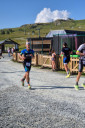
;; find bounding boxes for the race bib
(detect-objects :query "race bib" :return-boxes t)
[26,62,30,66]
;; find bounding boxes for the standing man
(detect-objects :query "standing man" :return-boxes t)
[74,43,85,90]
[60,42,72,78]
[19,40,34,89]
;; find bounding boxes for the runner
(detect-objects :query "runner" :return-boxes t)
[74,43,85,90]
[19,41,34,89]
[60,42,72,78]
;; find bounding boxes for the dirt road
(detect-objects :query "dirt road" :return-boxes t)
[0,54,85,128]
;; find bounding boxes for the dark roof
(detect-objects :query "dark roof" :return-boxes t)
[27,37,53,41]
[0,39,19,45]
[65,30,85,35]
[0,40,5,45]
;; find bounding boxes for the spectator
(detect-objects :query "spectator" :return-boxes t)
[11,47,14,55]
[51,49,56,71]
[8,48,11,57]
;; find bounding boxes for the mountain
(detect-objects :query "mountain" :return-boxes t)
[0,19,85,50]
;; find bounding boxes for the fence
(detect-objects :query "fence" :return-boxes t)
[13,52,85,74]
[70,57,85,73]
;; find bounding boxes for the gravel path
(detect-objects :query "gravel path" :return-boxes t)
[0,54,85,128]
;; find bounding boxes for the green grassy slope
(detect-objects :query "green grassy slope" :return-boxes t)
[0,19,85,50]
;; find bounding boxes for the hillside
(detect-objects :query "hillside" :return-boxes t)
[0,19,85,50]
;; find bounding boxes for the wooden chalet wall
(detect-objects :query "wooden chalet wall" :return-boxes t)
[29,37,53,53]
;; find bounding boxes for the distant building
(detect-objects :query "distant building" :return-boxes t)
[0,38,19,52]
[48,30,85,54]
[46,29,85,37]
[27,37,53,53]
[28,30,85,54]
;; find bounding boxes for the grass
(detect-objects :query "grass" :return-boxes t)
[1,19,85,51]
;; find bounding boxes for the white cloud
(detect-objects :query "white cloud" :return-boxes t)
[35,8,70,23]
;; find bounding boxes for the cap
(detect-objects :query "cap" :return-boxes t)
[26,41,30,45]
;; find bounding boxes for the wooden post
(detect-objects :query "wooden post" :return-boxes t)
[70,57,72,74]
[35,53,38,66]
[56,55,59,70]
[16,52,17,61]
[13,52,17,61]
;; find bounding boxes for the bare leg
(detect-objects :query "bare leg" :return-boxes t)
[74,72,82,90]
[53,61,55,70]
[52,61,53,70]
[54,61,56,69]
[64,64,70,74]
[25,71,31,89]
[76,72,82,83]
[25,72,29,84]
[64,64,68,72]
[23,73,26,80]
[52,61,55,70]
[21,73,26,86]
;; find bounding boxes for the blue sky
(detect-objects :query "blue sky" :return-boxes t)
[0,0,85,29]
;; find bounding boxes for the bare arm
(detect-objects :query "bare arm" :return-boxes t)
[19,53,26,60]
[30,54,34,58]
[70,51,73,55]
[60,52,64,56]
[76,51,85,56]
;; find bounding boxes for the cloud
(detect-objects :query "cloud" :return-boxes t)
[35,8,70,23]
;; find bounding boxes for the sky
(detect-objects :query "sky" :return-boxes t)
[0,0,85,29]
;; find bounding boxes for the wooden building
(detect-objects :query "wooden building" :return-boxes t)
[48,30,85,54]
[28,37,53,53]
[0,38,19,52]
[27,30,85,54]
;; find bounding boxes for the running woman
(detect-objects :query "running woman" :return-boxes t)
[19,41,34,89]
[74,43,85,90]
[60,42,72,78]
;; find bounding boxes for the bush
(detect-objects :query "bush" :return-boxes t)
[1,30,5,34]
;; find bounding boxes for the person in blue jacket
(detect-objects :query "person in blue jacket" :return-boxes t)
[19,40,34,89]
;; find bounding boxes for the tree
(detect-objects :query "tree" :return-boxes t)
[8,29,13,33]
[1,30,5,34]
[6,30,10,34]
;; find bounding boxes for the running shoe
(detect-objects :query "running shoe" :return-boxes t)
[69,72,70,76]
[74,85,79,90]
[28,84,31,89]
[82,83,85,88]
[21,79,24,86]
[66,74,70,78]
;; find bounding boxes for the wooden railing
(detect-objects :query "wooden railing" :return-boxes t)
[13,52,17,61]
[13,52,85,73]
[42,55,52,68]
[70,57,79,73]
